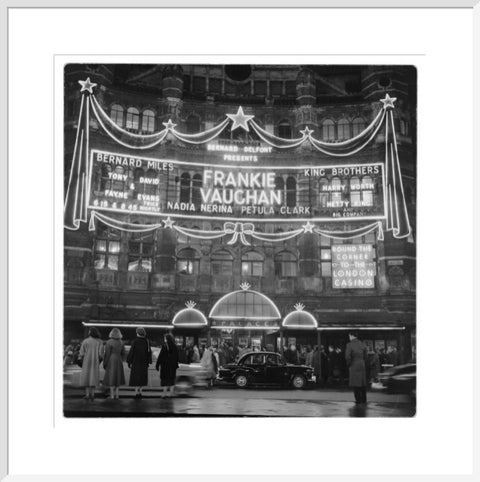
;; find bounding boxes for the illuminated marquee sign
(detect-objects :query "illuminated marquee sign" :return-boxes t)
[331,244,376,289]
[210,319,279,329]
[89,150,386,222]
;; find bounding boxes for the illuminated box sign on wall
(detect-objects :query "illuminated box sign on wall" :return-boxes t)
[331,244,376,289]
[89,149,386,223]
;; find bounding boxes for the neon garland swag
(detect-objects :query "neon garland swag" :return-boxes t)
[64,79,411,244]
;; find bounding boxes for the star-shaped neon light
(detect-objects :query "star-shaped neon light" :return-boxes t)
[302,221,315,233]
[300,126,314,137]
[162,119,177,130]
[226,106,254,132]
[163,217,175,229]
[380,93,397,110]
[78,77,97,94]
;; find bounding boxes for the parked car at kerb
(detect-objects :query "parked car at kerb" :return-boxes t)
[217,351,314,389]
[378,363,416,399]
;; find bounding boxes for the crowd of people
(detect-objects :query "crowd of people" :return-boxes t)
[65,328,403,400]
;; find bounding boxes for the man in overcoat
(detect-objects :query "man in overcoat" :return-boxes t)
[345,331,368,404]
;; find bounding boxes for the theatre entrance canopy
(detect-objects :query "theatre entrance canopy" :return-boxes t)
[209,283,281,330]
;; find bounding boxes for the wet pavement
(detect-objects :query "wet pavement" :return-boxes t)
[64,387,415,417]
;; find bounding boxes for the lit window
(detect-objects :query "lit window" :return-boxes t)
[322,119,335,141]
[94,227,121,270]
[128,231,154,272]
[142,109,155,133]
[110,104,124,127]
[126,107,140,131]
[241,251,264,277]
[350,176,361,206]
[177,248,199,275]
[274,251,297,277]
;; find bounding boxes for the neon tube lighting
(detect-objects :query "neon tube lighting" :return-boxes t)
[82,322,173,329]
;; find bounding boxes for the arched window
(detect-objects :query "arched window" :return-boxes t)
[186,114,201,133]
[352,117,366,137]
[211,250,233,276]
[400,118,409,136]
[177,248,200,275]
[110,104,124,127]
[331,177,343,204]
[128,231,154,272]
[111,165,127,192]
[318,178,329,208]
[298,233,318,277]
[361,175,374,206]
[144,169,158,195]
[100,164,113,191]
[337,118,350,140]
[241,251,264,277]
[286,176,296,207]
[350,176,361,206]
[274,251,297,277]
[322,119,335,141]
[142,109,155,133]
[94,227,121,270]
[126,107,140,131]
[277,120,292,139]
[191,174,202,207]
[179,172,191,204]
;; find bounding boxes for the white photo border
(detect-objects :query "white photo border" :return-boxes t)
[4,2,479,481]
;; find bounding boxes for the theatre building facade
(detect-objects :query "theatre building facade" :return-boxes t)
[64,64,416,362]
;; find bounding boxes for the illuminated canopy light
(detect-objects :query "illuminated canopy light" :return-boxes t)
[282,310,318,329]
[172,307,208,327]
[82,321,173,329]
[316,326,406,331]
[209,288,281,320]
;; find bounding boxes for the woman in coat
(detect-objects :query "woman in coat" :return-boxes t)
[155,333,179,398]
[79,327,104,400]
[200,346,217,387]
[345,331,368,405]
[103,328,126,399]
[127,327,152,398]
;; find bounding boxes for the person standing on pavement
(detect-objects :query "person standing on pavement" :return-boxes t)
[200,346,217,387]
[155,333,179,398]
[127,327,152,399]
[103,328,126,400]
[284,344,299,365]
[78,327,104,400]
[345,331,368,405]
[368,348,381,384]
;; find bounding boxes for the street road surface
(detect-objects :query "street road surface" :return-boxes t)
[64,387,415,417]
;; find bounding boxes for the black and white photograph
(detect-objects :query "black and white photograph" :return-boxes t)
[63,63,417,417]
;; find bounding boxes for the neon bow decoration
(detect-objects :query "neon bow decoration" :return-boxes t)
[64,79,411,241]
[224,222,255,245]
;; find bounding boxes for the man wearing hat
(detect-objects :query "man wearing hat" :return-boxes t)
[345,331,368,405]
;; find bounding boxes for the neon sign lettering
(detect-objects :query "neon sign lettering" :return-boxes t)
[89,150,386,223]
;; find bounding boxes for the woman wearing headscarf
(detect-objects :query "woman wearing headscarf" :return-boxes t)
[103,328,126,399]
[200,346,217,387]
[78,327,104,400]
[127,327,152,399]
[155,333,179,398]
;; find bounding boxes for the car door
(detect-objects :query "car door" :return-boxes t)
[265,354,289,385]
[242,354,267,383]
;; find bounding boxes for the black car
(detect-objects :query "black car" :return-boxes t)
[378,363,416,399]
[217,351,314,389]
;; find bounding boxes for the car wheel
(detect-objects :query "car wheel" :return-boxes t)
[292,374,306,389]
[235,374,248,388]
